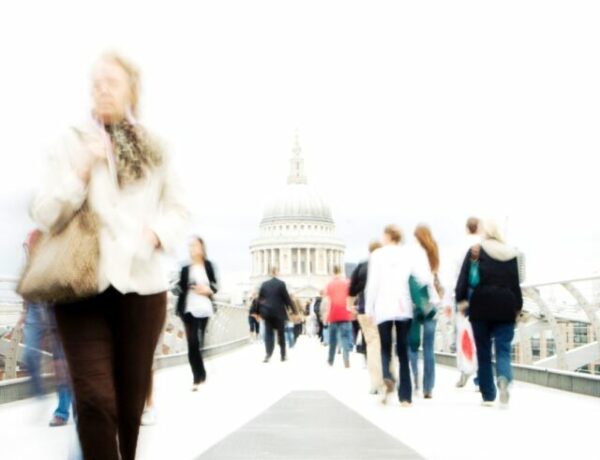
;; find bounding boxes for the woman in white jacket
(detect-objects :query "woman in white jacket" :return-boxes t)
[365,225,426,406]
[30,53,188,460]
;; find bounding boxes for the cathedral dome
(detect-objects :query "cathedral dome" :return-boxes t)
[261,134,333,224]
[261,184,333,224]
[261,136,333,224]
[250,133,345,300]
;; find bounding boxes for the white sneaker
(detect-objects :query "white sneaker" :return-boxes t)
[456,372,471,388]
[141,408,156,426]
[498,377,510,406]
[481,401,494,407]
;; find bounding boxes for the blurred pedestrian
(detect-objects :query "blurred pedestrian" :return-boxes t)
[351,240,383,393]
[248,292,261,342]
[176,237,219,391]
[29,52,188,460]
[365,225,418,406]
[324,266,353,368]
[454,217,481,388]
[313,297,324,342]
[408,224,447,399]
[257,267,294,362]
[293,298,305,343]
[18,231,74,427]
[455,220,523,407]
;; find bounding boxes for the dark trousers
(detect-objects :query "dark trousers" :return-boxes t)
[356,320,367,355]
[248,315,260,334]
[54,287,166,460]
[352,320,364,353]
[293,323,303,341]
[378,320,412,403]
[264,316,286,359]
[183,314,209,384]
[317,316,324,341]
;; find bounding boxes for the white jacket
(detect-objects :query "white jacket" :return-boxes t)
[365,244,431,325]
[30,120,189,296]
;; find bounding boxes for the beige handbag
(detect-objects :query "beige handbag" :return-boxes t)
[17,202,100,304]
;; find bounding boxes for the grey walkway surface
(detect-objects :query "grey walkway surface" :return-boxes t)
[197,391,424,460]
[2,338,599,459]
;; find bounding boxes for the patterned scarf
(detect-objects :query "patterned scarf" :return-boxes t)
[105,120,163,187]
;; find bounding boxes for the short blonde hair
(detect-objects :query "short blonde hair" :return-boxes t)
[368,240,382,253]
[99,51,141,116]
[384,225,402,243]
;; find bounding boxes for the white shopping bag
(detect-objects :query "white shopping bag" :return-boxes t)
[456,313,477,375]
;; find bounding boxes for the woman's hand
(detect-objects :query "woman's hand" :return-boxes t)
[74,135,109,184]
[15,312,26,330]
[144,228,161,249]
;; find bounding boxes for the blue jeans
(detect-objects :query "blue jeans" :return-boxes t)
[328,322,353,365]
[471,320,515,401]
[378,320,412,403]
[25,304,74,420]
[285,323,295,349]
[24,303,47,397]
[248,316,260,334]
[409,318,436,394]
[54,384,73,421]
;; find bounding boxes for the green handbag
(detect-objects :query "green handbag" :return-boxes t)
[408,275,432,352]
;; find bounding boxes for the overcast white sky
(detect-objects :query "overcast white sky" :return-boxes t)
[1,0,599,286]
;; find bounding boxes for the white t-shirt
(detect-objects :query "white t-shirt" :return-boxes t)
[185,264,214,318]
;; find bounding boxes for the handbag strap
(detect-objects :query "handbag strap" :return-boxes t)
[433,272,445,298]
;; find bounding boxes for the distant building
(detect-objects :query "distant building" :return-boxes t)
[249,134,345,300]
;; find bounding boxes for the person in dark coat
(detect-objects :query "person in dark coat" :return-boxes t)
[455,220,523,407]
[248,292,261,341]
[313,297,324,341]
[176,237,219,390]
[257,266,294,363]
[351,241,383,392]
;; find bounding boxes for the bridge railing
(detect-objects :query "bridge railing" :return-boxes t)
[434,275,600,379]
[155,292,250,369]
[0,277,250,402]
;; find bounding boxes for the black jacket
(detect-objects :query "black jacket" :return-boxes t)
[349,260,369,313]
[258,277,294,321]
[349,261,368,297]
[176,261,218,318]
[455,248,522,323]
